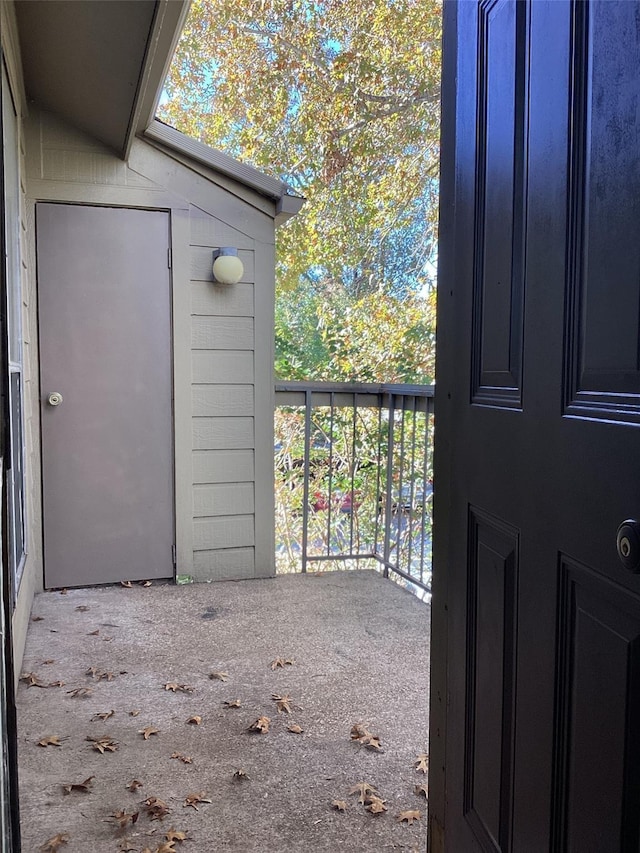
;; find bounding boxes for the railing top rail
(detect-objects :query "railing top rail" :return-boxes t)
[275,380,435,398]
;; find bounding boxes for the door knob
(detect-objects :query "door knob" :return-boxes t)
[616,519,640,572]
[47,392,63,407]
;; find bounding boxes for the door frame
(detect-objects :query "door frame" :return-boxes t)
[35,200,182,588]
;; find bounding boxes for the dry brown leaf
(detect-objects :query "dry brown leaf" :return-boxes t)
[365,795,388,814]
[86,735,118,753]
[165,828,188,842]
[67,686,92,698]
[248,716,270,734]
[350,723,383,752]
[170,752,192,764]
[155,843,177,853]
[48,680,65,688]
[139,726,160,740]
[208,671,228,682]
[183,791,211,811]
[102,636,114,642]
[186,715,202,725]
[40,833,70,852]
[128,709,140,717]
[75,605,89,612]
[117,841,137,852]
[91,710,115,722]
[88,629,100,636]
[365,736,384,752]
[233,768,249,781]
[144,796,171,821]
[350,723,369,741]
[332,800,347,811]
[140,581,152,587]
[414,783,429,799]
[126,779,143,792]
[397,809,422,825]
[60,588,68,595]
[20,671,48,688]
[272,693,292,714]
[62,776,94,795]
[223,698,241,708]
[31,615,44,622]
[270,657,295,670]
[42,659,55,665]
[348,782,378,804]
[38,735,63,748]
[164,682,194,693]
[414,753,429,773]
[287,724,304,734]
[108,810,139,829]
[120,581,133,588]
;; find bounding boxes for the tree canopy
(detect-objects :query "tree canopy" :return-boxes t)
[160,0,441,383]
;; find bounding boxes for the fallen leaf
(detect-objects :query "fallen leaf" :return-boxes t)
[165,828,188,842]
[233,768,249,781]
[365,736,384,752]
[102,636,114,642]
[20,672,48,688]
[117,841,137,853]
[126,779,143,792]
[60,588,68,595]
[397,809,422,825]
[40,833,69,852]
[183,791,212,811]
[414,783,429,799]
[67,686,92,698]
[350,723,369,741]
[48,680,65,688]
[140,581,152,587]
[349,782,378,804]
[41,659,55,665]
[128,709,141,717]
[144,796,171,821]
[248,716,270,734]
[270,657,295,670]
[91,710,115,722]
[86,735,118,753]
[272,693,292,714]
[62,776,94,795]
[31,615,44,622]
[350,723,383,752]
[208,671,228,682]
[170,752,192,764]
[223,699,241,708]
[155,844,177,853]
[164,682,194,693]
[139,726,160,740]
[287,724,304,734]
[88,629,100,636]
[38,735,63,748]
[332,800,347,811]
[365,795,388,815]
[75,605,89,612]
[108,810,139,829]
[121,581,133,588]
[186,715,202,725]
[414,753,429,774]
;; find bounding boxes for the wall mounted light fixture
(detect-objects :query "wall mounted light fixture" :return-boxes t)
[212,247,244,284]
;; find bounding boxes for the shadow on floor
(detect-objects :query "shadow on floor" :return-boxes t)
[17,570,429,852]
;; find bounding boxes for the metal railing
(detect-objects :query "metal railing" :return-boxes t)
[275,381,435,594]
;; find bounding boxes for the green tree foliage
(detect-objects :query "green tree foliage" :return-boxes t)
[160,0,441,382]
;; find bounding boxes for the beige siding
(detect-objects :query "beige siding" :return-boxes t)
[18,101,277,615]
[2,0,44,680]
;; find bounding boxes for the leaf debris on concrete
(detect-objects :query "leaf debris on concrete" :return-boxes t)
[40,832,70,852]
[248,716,270,734]
[270,657,295,670]
[62,776,94,795]
[397,809,422,825]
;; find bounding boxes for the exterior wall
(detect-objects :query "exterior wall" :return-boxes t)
[24,109,276,603]
[2,0,42,680]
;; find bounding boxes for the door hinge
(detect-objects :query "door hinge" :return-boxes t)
[172,544,177,566]
[167,248,172,269]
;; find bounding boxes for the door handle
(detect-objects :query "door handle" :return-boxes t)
[47,392,63,407]
[616,519,640,572]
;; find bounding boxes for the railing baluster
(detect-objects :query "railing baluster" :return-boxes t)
[301,390,312,574]
[383,393,395,578]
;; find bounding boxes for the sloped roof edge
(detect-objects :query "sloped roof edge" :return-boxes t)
[145,119,305,210]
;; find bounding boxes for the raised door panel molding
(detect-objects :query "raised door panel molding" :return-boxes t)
[471,0,529,410]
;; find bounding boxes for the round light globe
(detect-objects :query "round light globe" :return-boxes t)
[212,250,244,285]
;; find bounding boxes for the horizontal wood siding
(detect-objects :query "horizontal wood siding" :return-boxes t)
[189,204,261,579]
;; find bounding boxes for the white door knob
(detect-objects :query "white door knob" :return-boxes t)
[47,392,63,407]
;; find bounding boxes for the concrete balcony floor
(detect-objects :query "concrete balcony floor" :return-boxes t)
[17,570,429,852]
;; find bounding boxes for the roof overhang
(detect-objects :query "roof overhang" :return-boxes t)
[14,0,190,158]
